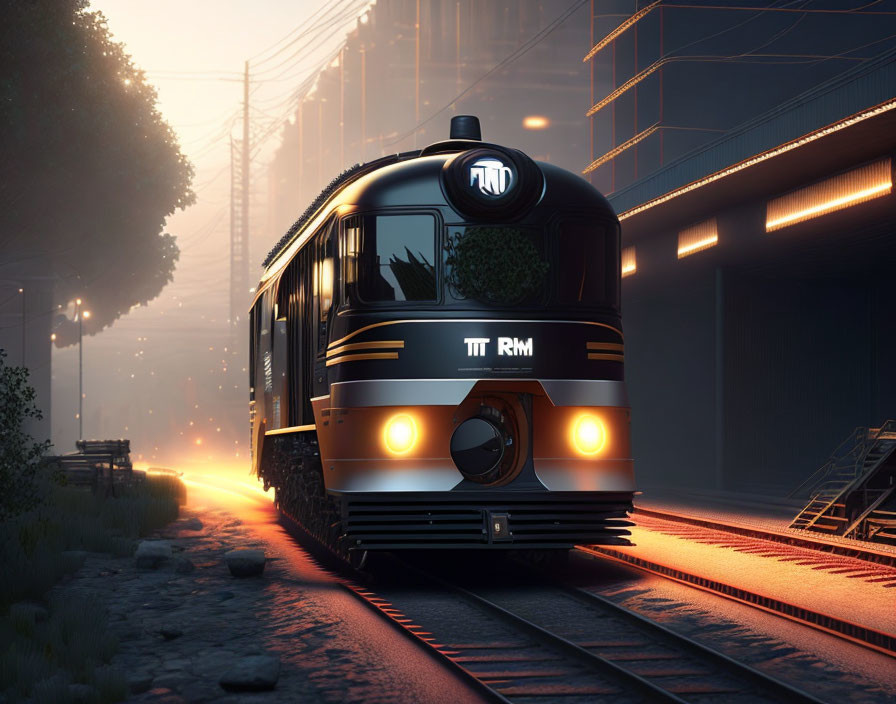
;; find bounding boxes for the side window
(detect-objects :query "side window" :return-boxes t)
[341,217,360,306]
[358,213,437,302]
[315,221,337,354]
[556,220,619,308]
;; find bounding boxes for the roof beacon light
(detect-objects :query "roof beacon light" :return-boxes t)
[450,115,481,141]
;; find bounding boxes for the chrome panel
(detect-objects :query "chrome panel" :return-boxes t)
[533,458,636,492]
[330,378,629,408]
[330,379,478,408]
[324,459,464,492]
[538,379,629,407]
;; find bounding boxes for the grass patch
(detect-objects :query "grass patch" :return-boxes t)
[0,474,185,702]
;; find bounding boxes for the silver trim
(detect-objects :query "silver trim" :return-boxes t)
[328,378,628,408]
[538,379,629,407]
[330,379,478,407]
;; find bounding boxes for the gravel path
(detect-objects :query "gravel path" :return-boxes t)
[57,494,485,703]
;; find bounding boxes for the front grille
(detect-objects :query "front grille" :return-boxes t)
[338,491,633,549]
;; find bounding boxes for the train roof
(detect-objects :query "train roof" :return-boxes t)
[261,116,616,275]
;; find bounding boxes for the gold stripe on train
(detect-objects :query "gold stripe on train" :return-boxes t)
[265,424,316,436]
[586,342,624,352]
[587,352,625,362]
[325,352,400,367]
[326,340,404,358]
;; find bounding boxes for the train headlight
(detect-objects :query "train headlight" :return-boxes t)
[571,414,607,456]
[383,414,418,455]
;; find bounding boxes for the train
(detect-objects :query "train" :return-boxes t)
[249,115,634,564]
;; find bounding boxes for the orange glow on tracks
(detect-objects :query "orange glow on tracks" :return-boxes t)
[577,544,896,658]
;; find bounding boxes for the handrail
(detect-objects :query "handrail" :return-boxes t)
[842,485,896,539]
[787,426,865,499]
[791,419,896,532]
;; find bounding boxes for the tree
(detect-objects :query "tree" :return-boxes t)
[0,350,51,518]
[0,0,194,346]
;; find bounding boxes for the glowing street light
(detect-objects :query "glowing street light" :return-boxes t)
[76,300,91,440]
[523,115,550,130]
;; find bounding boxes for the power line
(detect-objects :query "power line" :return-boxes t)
[386,0,591,147]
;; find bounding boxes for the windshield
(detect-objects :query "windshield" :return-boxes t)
[349,213,437,302]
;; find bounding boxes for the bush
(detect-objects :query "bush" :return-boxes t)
[0,474,184,702]
[0,350,52,520]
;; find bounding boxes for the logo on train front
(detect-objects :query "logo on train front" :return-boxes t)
[469,158,513,197]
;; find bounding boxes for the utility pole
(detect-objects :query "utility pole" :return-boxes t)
[339,48,345,167]
[230,61,250,345]
[360,45,366,162]
[415,0,420,147]
[19,287,24,366]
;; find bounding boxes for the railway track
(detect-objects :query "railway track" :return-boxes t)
[340,556,826,704]
[633,506,896,569]
[576,506,896,657]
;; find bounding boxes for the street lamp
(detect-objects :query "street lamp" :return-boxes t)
[76,300,90,440]
[18,288,24,366]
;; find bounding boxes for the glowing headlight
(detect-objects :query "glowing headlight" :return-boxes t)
[571,414,607,456]
[383,414,418,455]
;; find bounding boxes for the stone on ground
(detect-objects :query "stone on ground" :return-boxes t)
[219,654,280,692]
[135,540,172,568]
[224,548,266,577]
[182,517,203,531]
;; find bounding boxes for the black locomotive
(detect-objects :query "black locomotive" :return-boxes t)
[250,115,634,561]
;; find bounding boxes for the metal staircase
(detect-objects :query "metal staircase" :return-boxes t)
[789,421,896,541]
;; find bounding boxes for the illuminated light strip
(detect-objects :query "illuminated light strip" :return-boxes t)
[325,352,399,366]
[587,59,667,116]
[587,353,625,362]
[677,235,718,257]
[767,182,892,230]
[583,1,660,62]
[587,342,625,351]
[265,424,317,435]
[677,218,719,258]
[621,246,637,278]
[766,160,892,231]
[326,340,404,358]
[583,124,659,175]
[617,99,896,222]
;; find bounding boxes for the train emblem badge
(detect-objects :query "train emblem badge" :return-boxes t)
[469,157,514,196]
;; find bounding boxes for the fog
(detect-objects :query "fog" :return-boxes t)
[50,0,369,472]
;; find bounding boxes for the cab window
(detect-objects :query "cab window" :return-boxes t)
[350,213,437,302]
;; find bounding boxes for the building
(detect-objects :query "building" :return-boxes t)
[585,0,896,196]
[608,40,896,492]
[264,0,593,248]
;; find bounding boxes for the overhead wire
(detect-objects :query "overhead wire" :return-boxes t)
[385,0,591,147]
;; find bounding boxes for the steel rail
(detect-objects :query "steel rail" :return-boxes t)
[391,558,830,703]
[278,509,513,704]
[577,544,896,658]
[633,505,896,567]
[396,561,687,704]
[338,580,515,704]
[438,581,688,703]
[563,585,826,704]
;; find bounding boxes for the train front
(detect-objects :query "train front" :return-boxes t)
[315,118,635,553]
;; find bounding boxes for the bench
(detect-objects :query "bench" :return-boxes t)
[53,439,135,495]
